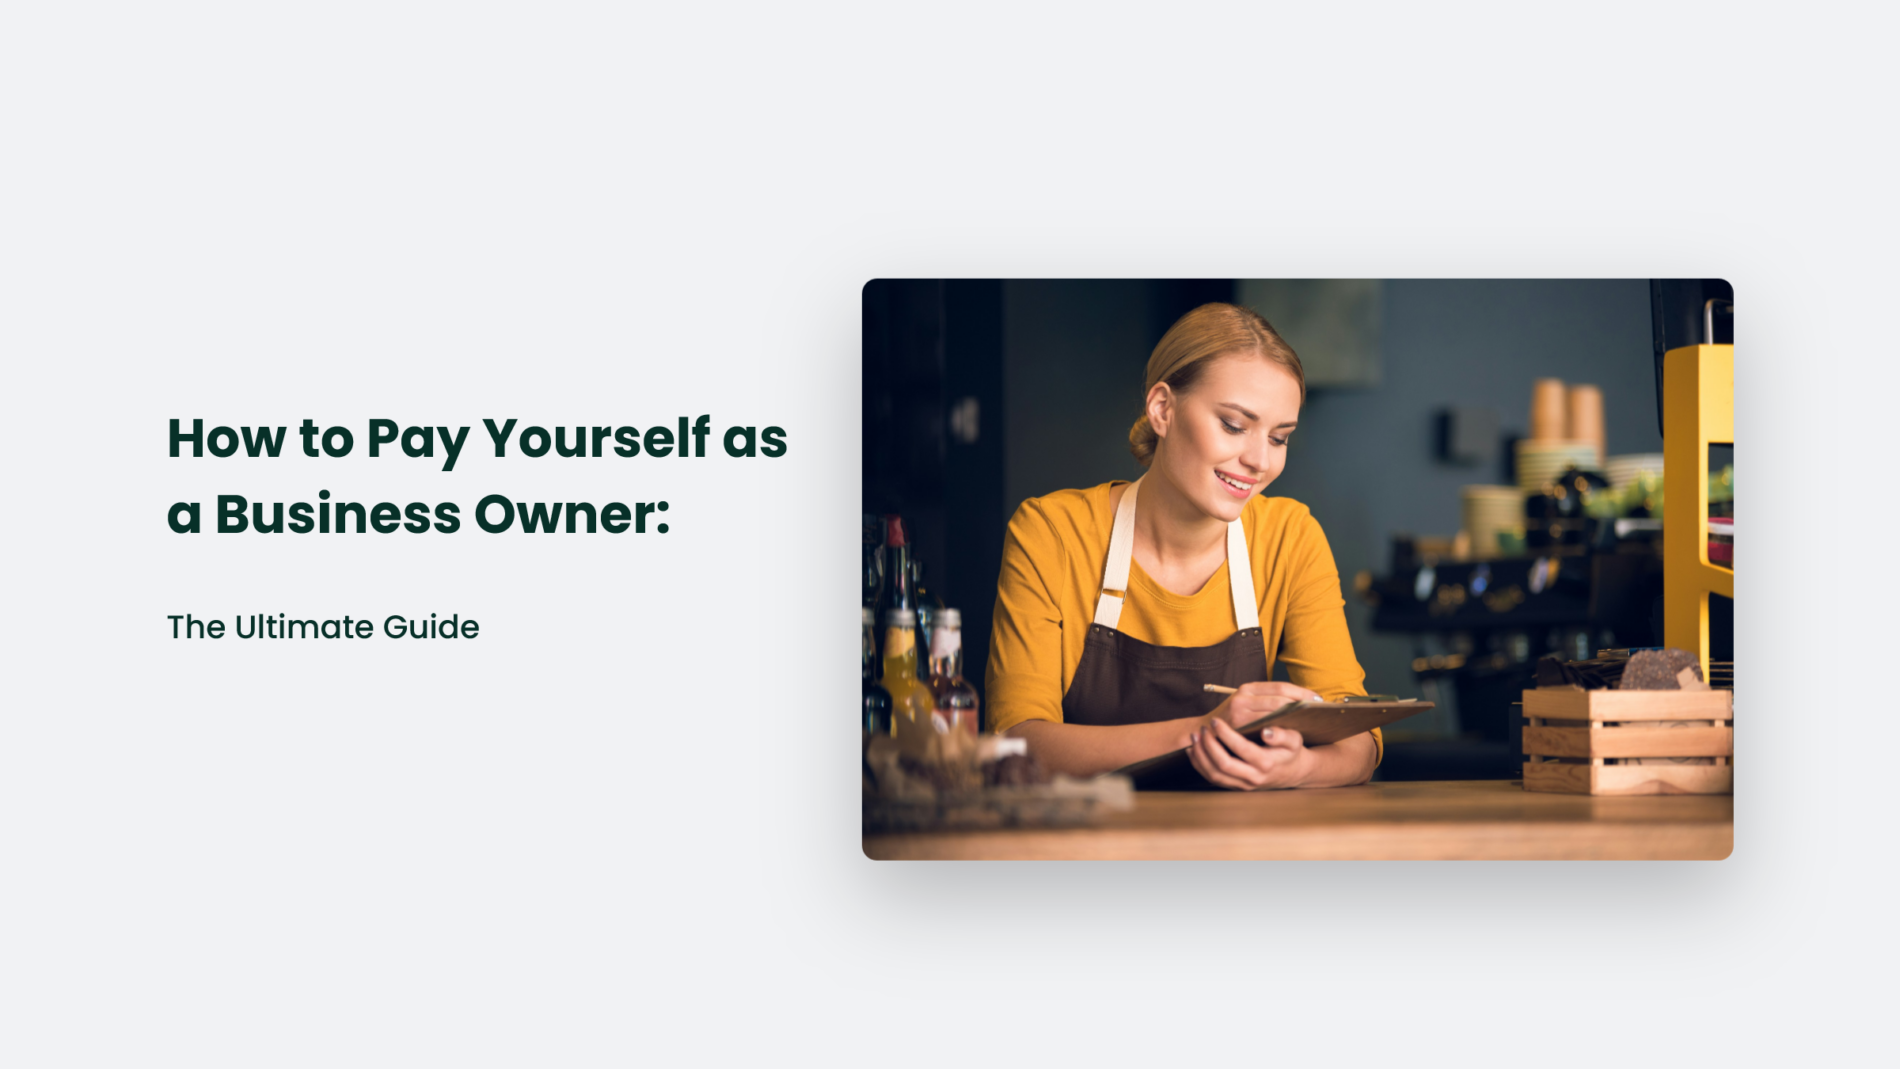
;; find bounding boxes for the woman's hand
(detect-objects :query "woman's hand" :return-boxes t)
[1202,681,1322,731]
[1187,717,1313,791]
[1191,682,1323,791]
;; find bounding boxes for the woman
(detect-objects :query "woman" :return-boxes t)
[986,303,1379,789]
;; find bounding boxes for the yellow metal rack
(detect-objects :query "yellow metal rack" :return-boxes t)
[1661,343,1734,680]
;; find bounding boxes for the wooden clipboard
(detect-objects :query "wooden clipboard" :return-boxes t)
[1113,699,1434,791]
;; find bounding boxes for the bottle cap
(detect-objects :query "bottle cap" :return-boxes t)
[883,607,915,628]
[884,515,907,547]
[936,608,961,628]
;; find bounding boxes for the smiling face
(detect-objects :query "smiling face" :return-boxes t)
[1146,352,1303,523]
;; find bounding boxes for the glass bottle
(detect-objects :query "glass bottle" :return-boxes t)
[862,514,885,614]
[862,607,893,736]
[910,556,943,682]
[881,607,937,737]
[928,608,981,736]
[882,515,913,613]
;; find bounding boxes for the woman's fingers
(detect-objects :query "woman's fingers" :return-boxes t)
[1222,683,1321,725]
[1187,729,1250,790]
[1210,718,1307,788]
[1210,717,1291,766]
[1196,727,1261,789]
[1257,726,1305,751]
[1225,696,1293,726]
[1237,681,1324,703]
[1188,716,1311,791]
[1197,724,1267,787]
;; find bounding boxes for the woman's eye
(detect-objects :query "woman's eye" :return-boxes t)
[1270,436,1289,447]
[1220,420,1243,434]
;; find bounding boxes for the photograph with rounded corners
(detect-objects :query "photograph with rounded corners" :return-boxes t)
[862,279,1733,860]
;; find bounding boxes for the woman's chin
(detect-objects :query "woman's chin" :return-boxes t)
[1202,492,1249,523]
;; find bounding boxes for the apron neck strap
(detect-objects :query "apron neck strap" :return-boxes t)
[1092,478,1142,628]
[1092,476,1261,632]
[1227,509,1261,631]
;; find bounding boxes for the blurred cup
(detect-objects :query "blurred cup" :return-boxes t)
[1530,378,1568,442]
[1566,384,1605,466]
[1461,484,1523,561]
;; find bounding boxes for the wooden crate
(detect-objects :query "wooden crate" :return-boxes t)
[1522,761,1732,796]
[1521,686,1733,796]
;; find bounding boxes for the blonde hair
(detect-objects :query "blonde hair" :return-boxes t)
[1129,303,1305,466]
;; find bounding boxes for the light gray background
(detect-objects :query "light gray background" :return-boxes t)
[0,3,1883,1065]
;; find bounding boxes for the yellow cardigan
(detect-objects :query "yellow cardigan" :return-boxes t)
[985,482,1380,765]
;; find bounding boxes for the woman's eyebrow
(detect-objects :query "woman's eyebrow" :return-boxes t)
[1218,402,1295,431]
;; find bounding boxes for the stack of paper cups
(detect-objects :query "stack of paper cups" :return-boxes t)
[1515,440,1602,494]
[1529,379,1569,442]
[1462,485,1525,560]
[1566,384,1605,467]
[1604,453,1664,491]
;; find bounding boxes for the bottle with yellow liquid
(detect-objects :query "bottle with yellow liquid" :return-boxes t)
[881,607,937,742]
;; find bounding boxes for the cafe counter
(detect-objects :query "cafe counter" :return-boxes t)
[862,779,1732,860]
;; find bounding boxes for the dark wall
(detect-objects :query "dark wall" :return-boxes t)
[862,279,948,593]
[862,280,1006,698]
[1001,280,1234,514]
[1269,280,1659,705]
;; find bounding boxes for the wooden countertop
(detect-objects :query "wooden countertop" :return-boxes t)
[862,780,1733,860]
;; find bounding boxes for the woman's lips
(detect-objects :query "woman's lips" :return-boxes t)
[1214,469,1254,499]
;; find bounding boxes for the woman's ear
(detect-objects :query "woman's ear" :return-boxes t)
[1146,382,1174,442]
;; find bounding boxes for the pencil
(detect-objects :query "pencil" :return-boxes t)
[1202,683,1238,694]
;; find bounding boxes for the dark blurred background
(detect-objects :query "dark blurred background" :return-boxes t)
[863,279,1732,780]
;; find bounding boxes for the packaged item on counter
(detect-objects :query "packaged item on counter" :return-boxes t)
[1618,648,1704,690]
[1535,647,1708,692]
[978,736,1048,787]
[862,731,1130,833]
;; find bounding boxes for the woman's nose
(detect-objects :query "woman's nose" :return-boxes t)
[1241,434,1271,473]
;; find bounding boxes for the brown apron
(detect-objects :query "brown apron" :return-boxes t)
[1061,476,1269,729]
